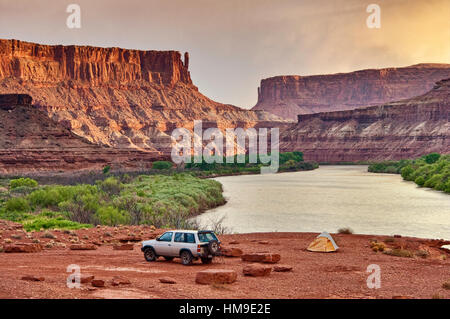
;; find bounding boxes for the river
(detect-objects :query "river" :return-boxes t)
[196,166,450,239]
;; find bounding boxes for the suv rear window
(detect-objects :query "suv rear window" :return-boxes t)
[174,232,196,243]
[198,232,218,243]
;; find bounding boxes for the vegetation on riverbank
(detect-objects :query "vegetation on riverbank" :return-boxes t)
[184,151,318,177]
[0,174,225,231]
[368,153,450,193]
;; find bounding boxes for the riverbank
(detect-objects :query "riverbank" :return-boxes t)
[0,222,448,299]
[368,153,450,193]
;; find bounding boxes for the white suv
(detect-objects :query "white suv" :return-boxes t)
[141,230,221,265]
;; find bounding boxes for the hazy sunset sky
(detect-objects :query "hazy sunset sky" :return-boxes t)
[0,0,449,108]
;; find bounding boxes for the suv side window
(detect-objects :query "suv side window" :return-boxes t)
[174,233,184,242]
[159,232,173,242]
[185,233,195,243]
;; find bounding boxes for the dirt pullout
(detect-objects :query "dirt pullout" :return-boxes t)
[0,224,449,299]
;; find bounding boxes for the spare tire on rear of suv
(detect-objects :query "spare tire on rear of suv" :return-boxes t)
[207,240,220,256]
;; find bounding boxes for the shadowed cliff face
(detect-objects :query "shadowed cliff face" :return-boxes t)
[280,78,450,162]
[0,94,164,174]
[0,39,282,151]
[253,64,450,120]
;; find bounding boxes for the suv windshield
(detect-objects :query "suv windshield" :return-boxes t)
[197,232,218,243]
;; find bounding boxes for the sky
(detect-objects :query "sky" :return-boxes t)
[0,0,449,108]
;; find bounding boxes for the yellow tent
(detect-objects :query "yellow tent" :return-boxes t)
[307,232,339,252]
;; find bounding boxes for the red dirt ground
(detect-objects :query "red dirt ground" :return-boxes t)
[0,221,449,299]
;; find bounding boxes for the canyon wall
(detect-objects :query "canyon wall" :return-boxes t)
[0,39,282,153]
[0,94,164,174]
[280,79,450,162]
[253,64,450,120]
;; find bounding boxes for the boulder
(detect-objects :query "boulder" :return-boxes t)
[21,275,45,282]
[91,279,105,288]
[195,269,237,285]
[273,265,293,272]
[221,247,243,257]
[80,274,95,284]
[69,244,97,250]
[159,277,176,284]
[241,253,280,264]
[243,264,272,277]
[113,244,134,251]
[4,243,42,253]
[118,236,142,243]
[111,276,131,286]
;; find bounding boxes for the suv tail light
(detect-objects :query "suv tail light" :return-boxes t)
[197,244,201,253]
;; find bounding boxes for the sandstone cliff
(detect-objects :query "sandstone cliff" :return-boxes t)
[0,94,164,174]
[253,64,450,120]
[280,79,450,162]
[0,39,282,152]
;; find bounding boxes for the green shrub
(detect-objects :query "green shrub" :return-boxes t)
[5,197,30,213]
[103,165,111,174]
[97,177,123,195]
[22,217,91,232]
[95,206,130,226]
[423,153,440,164]
[415,176,425,187]
[9,178,38,189]
[152,161,173,170]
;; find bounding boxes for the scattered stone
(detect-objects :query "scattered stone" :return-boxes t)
[41,232,56,239]
[91,279,105,288]
[113,244,134,251]
[196,269,237,285]
[111,276,131,286]
[159,277,176,284]
[229,240,240,245]
[4,238,12,244]
[273,265,293,272]
[258,241,269,245]
[4,243,42,253]
[221,247,243,257]
[241,253,281,264]
[69,244,97,250]
[243,264,272,277]
[11,234,22,240]
[21,275,45,282]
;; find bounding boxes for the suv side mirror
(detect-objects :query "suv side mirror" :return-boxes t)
[155,236,161,241]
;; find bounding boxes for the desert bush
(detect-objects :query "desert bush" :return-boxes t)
[9,178,38,189]
[5,197,30,213]
[152,161,173,170]
[97,177,123,196]
[338,227,354,234]
[383,248,414,258]
[94,206,130,226]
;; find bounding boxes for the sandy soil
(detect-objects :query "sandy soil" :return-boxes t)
[0,221,449,299]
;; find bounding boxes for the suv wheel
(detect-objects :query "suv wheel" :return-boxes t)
[143,247,156,262]
[201,257,213,264]
[180,250,193,265]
